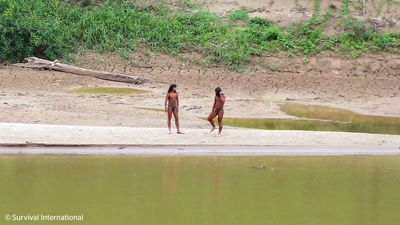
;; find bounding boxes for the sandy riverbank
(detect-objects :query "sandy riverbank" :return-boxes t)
[0,123,399,149]
[1,51,400,128]
[1,50,400,152]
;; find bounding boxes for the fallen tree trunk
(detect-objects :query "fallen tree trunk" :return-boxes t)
[13,57,148,84]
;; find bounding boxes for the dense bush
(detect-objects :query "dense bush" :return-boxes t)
[0,0,399,70]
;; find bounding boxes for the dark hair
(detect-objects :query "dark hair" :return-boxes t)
[168,84,177,93]
[215,87,221,97]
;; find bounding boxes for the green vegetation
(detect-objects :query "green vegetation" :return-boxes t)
[340,0,351,16]
[1,0,399,70]
[211,103,400,135]
[72,86,148,95]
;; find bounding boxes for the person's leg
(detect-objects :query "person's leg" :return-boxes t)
[217,110,224,134]
[167,107,173,134]
[173,107,183,133]
[208,110,218,132]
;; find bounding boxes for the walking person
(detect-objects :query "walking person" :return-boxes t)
[165,84,183,134]
[208,87,225,135]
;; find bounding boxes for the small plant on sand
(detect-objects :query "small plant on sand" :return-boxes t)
[266,62,279,71]
[227,8,250,22]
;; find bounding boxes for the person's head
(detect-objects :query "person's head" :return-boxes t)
[215,87,222,97]
[168,84,177,93]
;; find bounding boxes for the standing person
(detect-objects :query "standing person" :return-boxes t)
[208,87,225,135]
[165,84,183,134]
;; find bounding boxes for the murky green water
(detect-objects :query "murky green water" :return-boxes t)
[72,86,148,95]
[135,107,165,112]
[1,155,400,225]
[221,103,400,135]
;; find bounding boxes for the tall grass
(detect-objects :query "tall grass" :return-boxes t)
[0,0,399,70]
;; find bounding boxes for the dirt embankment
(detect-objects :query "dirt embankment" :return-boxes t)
[0,50,399,128]
[132,0,400,33]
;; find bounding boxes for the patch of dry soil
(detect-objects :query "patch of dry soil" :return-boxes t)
[0,50,399,128]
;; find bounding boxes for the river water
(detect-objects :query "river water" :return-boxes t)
[1,155,400,225]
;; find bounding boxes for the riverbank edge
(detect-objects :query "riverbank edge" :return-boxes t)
[1,145,400,156]
[0,122,400,156]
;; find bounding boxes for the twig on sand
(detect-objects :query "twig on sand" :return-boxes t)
[274,83,280,95]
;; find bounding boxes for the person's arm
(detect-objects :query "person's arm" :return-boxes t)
[176,93,179,108]
[220,92,226,103]
[212,97,216,111]
[164,93,169,112]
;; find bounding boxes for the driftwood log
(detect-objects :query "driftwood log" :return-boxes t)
[13,57,148,84]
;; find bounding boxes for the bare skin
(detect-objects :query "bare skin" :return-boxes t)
[165,89,183,134]
[208,92,225,134]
